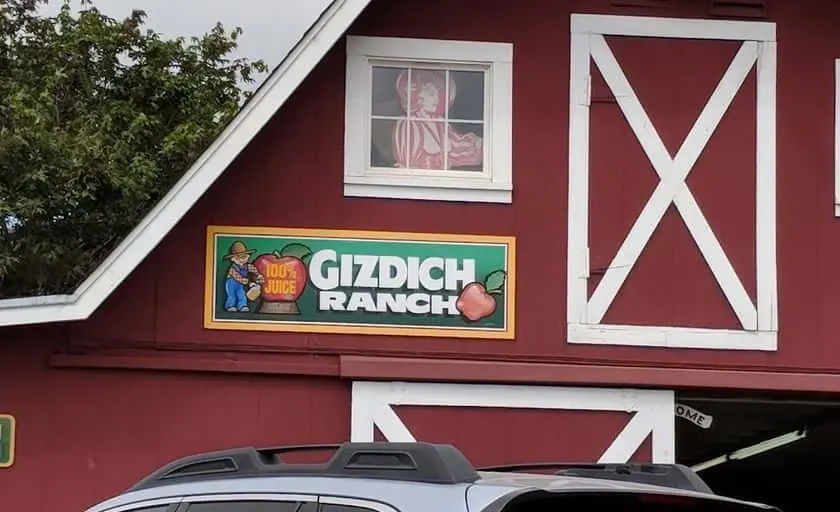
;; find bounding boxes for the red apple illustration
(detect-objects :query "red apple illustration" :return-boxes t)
[254,253,308,302]
[253,243,312,314]
[456,283,497,321]
[456,269,506,322]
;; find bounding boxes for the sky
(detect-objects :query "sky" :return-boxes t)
[40,0,333,86]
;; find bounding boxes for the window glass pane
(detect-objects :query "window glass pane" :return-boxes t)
[448,70,485,121]
[129,507,170,512]
[372,66,406,117]
[370,118,400,168]
[407,120,447,169]
[187,501,314,511]
[320,505,378,512]
[368,64,487,172]
[401,68,448,119]
[446,122,484,171]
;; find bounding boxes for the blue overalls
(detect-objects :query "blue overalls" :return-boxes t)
[225,264,250,310]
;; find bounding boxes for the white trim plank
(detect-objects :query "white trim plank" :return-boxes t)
[835,58,840,217]
[568,323,777,351]
[350,381,676,463]
[756,41,778,331]
[566,14,778,351]
[571,14,776,42]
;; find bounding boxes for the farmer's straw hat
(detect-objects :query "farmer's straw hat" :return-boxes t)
[223,240,256,260]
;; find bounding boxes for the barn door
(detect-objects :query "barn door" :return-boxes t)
[567,14,778,351]
[350,381,675,464]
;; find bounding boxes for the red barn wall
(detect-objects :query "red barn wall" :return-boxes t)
[0,331,649,512]
[26,0,840,382]
[0,326,349,511]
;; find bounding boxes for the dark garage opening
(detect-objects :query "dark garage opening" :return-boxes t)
[676,391,840,512]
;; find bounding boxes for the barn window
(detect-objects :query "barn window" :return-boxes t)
[344,36,513,203]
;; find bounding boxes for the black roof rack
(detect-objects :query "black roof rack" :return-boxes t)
[477,462,714,494]
[130,442,480,490]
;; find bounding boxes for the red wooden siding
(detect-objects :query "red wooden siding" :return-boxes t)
[18,0,840,378]
[0,332,350,512]
[0,332,653,511]
[589,36,756,331]
[381,406,651,466]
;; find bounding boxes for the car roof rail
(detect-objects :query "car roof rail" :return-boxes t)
[129,442,481,490]
[477,462,714,494]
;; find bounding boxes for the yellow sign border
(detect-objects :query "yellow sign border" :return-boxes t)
[0,414,15,468]
[204,226,516,340]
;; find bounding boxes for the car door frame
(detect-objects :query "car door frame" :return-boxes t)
[100,498,183,512]
[319,495,401,512]
[170,494,401,512]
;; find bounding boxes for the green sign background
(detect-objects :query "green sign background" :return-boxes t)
[206,228,513,336]
[0,415,14,468]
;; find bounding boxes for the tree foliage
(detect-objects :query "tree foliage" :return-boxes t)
[0,0,267,298]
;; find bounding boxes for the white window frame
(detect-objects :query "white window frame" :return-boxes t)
[344,36,514,203]
[567,14,778,351]
[351,381,676,463]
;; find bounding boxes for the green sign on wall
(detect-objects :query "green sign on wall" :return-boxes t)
[0,415,15,468]
[204,226,516,339]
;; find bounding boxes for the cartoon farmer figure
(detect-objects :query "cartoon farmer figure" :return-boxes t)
[223,240,265,312]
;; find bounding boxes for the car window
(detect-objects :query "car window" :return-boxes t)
[125,507,170,512]
[320,505,378,512]
[186,501,316,511]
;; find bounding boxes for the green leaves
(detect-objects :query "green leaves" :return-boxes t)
[275,243,312,261]
[483,270,506,295]
[0,1,267,298]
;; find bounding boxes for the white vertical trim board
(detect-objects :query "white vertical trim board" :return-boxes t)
[835,59,840,217]
[566,14,778,351]
[351,381,676,463]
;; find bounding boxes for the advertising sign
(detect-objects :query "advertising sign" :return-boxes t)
[0,415,15,468]
[204,226,516,339]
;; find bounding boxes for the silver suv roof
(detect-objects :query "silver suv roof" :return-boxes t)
[85,442,780,512]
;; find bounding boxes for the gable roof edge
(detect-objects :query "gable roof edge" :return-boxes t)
[0,0,372,328]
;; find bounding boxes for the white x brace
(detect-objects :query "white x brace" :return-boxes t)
[587,36,758,330]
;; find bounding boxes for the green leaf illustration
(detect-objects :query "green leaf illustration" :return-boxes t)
[483,269,507,294]
[277,243,312,260]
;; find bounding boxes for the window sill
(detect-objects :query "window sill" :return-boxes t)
[344,181,512,204]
